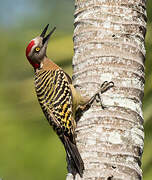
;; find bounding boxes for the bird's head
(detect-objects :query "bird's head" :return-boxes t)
[26,24,56,69]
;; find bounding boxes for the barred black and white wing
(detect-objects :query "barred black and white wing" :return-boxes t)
[34,69,84,177]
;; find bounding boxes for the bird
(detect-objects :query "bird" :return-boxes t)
[25,24,114,178]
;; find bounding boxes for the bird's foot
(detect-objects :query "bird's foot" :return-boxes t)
[95,81,114,109]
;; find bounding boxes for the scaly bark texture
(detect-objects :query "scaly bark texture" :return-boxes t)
[67,0,146,179]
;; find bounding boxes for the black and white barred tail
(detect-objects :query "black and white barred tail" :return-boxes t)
[60,135,84,178]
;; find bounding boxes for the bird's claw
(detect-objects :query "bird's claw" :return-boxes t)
[95,81,114,109]
[99,81,114,94]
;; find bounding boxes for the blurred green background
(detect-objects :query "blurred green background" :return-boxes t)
[0,0,151,179]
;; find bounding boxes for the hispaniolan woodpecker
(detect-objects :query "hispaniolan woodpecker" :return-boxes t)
[25,24,114,178]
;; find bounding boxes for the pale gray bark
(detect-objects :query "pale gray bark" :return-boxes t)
[67,0,146,179]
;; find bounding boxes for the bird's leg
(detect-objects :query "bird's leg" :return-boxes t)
[75,81,114,122]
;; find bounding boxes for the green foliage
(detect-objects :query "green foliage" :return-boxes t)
[142,23,152,180]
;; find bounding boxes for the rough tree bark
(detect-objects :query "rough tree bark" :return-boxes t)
[67,0,146,179]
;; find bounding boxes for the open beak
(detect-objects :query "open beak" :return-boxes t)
[40,24,56,44]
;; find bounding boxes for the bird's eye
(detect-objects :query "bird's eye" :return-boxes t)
[35,47,40,52]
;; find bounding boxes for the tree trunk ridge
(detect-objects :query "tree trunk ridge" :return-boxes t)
[67,0,146,179]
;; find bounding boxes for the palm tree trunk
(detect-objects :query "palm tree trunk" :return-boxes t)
[67,0,147,179]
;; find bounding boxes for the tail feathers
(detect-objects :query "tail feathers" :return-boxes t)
[62,135,84,178]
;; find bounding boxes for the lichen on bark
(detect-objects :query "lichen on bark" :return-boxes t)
[67,0,146,179]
